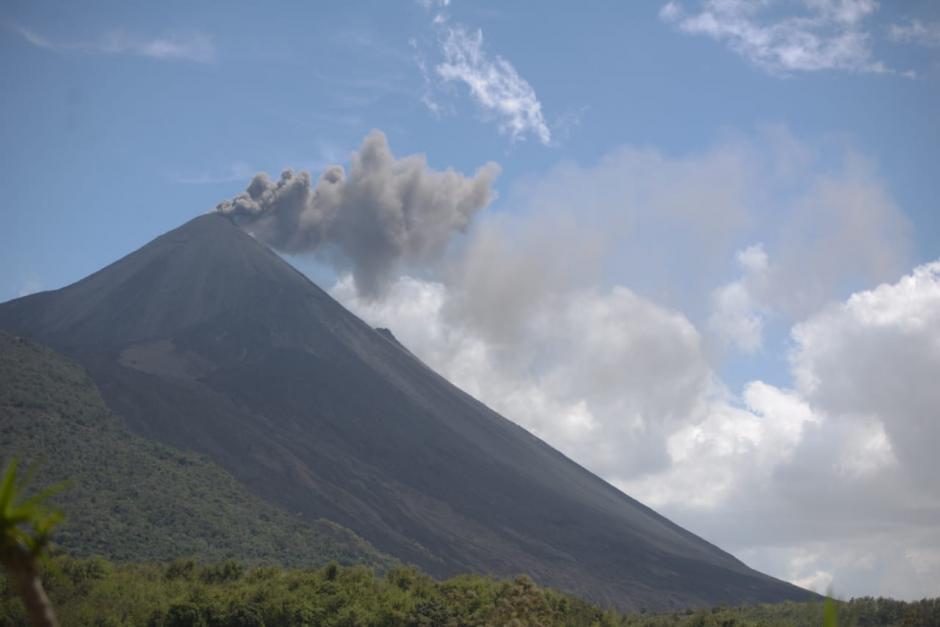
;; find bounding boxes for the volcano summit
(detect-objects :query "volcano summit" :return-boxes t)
[0,213,814,610]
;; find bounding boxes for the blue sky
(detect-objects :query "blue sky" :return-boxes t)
[2,0,939,600]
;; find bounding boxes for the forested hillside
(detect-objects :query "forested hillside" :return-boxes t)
[0,332,393,570]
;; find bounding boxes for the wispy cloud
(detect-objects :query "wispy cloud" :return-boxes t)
[10,23,216,64]
[411,37,444,116]
[660,0,896,75]
[411,2,551,145]
[434,25,551,144]
[889,19,940,48]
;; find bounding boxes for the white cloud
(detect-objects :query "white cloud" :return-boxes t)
[328,128,933,599]
[791,569,834,594]
[835,419,895,478]
[430,25,551,144]
[741,531,940,599]
[11,23,216,64]
[620,381,820,511]
[627,261,940,599]
[335,273,709,480]
[889,19,940,48]
[411,3,552,144]
[335,255,940,599]
[907,546,940,576]
[737,242,770,274]
[411,38,444,116]
[791,260,940,491]
[436,26,550,144]
[708,244,769,353]
[660,0,894,75]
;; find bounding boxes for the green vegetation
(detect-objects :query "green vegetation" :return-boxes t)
[0,333,393,570]
[0,555,937,626]
[0,459,63,626]
[0,459,64,567]
[0,555,650,626]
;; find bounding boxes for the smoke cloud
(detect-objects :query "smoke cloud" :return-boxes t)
[216,130,500,296]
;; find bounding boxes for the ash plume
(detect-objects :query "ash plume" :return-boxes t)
[216,130,500,297]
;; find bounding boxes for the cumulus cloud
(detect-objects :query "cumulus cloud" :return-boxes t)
[435,25,551,144]
[791,260,940,491]
[217,130,499,297]
[336,275,710,480]
[327,127,933,598]
[337,256,940,598]
[10,23,216,63]
[328,128,914,486]
[708,244,769,353]
[660,0,892,75]
[624,261,940,599]
[620,382,820,511]
[740,529,940,599]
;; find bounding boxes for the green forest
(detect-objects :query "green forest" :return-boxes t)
[0,333,392,571]
[0,555,938,627]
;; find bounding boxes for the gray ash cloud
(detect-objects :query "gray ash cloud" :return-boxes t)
[217,130,499,297]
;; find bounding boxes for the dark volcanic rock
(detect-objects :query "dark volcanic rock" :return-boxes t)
[0,213,815,610]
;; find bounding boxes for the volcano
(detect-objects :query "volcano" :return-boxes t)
[0,213,813,610]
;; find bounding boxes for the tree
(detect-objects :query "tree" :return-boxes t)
[0,459,65,627]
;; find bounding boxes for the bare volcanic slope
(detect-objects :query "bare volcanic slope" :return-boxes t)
[0,214,814,610]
